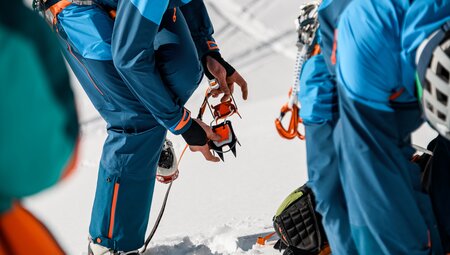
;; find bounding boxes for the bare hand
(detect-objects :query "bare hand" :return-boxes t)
[188,119,221,162]
[206,56,248,102]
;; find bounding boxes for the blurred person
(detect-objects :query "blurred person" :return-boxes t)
[334,0,450,253]
[405,1,450,252]
[0,0,79,254]
[37,0,248,254]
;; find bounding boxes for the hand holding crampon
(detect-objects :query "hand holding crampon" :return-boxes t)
[204,53,248,102]
[188,119,221,162]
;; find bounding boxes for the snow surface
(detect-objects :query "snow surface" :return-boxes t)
[24,0,438,254]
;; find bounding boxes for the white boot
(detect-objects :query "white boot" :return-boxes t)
[156,139,179,184]
[88,242,113,255]
[88,242,140,255]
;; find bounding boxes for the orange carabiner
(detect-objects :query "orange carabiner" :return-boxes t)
[275,104,305,140]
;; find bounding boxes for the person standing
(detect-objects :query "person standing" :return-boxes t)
[334,0,450,253]
[39,0,248,254]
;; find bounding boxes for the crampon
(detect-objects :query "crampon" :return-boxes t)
[197,79,242,161]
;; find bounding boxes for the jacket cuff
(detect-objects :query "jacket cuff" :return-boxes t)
[194,37,220,60]
[169,108,193,135]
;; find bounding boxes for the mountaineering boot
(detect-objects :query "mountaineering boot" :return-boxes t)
[283,247,299,255]
[156,139,179,184]
[88,242,140,255]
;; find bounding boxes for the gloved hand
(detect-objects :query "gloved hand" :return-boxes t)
[181,118,221,162]
[202,52,248,102]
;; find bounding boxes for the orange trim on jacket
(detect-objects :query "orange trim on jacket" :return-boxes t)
[331,29,338,65]
[108,183,120,239]
[174,109,191,131]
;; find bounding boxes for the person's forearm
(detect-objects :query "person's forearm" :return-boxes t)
[112,0,191,134]
[180,0,219,59]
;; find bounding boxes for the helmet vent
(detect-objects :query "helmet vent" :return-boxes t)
[437,62,450,83]
[424,79,432,93]
[426,101,434,112]
[436,89,449,106]
[438,111,447,122]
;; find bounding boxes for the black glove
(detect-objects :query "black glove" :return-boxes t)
[181,119,208,146]
[201,51,236,80]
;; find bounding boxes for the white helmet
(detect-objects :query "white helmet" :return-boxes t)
[416,21,450,140]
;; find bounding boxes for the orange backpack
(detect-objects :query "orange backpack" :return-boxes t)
[0,204,65,255]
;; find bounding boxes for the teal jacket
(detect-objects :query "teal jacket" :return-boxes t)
[0,1,79,213]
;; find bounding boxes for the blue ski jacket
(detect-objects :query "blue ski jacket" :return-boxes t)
[299,53,336,124]
[318,0,352,75]
[114,0,218,135]
[299,0,352,124]
[337,0,450,111]
[59,0,218,135]
[402,0,450,95]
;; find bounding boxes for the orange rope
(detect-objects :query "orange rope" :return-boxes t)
[177,144,189,169]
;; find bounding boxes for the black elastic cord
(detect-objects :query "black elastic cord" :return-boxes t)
[181,120,208,146]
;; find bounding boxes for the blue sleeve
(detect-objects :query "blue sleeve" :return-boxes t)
[298,54,337,125]
[402,0,450,92]
[180,0,219,59]
[111,0,192,135]
[336,1,415,111]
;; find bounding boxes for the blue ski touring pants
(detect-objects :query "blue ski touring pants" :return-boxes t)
[55,4,202,251]
[299,54,357,255]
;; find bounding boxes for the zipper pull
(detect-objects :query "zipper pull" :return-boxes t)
[173,8,177,22]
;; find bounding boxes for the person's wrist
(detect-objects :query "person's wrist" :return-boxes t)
[202,52,236,79]
[181,119,208,146]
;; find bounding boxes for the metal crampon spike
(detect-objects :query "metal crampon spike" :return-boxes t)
[231,146,237,157]
[217,151,225,161]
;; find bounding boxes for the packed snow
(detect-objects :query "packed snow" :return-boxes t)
[24,0,438,254]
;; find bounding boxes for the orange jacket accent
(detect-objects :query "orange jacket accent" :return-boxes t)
[48,0,71,24]
[311,44,322,57]
[108,183,120,239]
[0,203,65,255]
[174,109,191,131]
[330,29,338,65]
[388,87,405,101]
[173,8,177,22]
